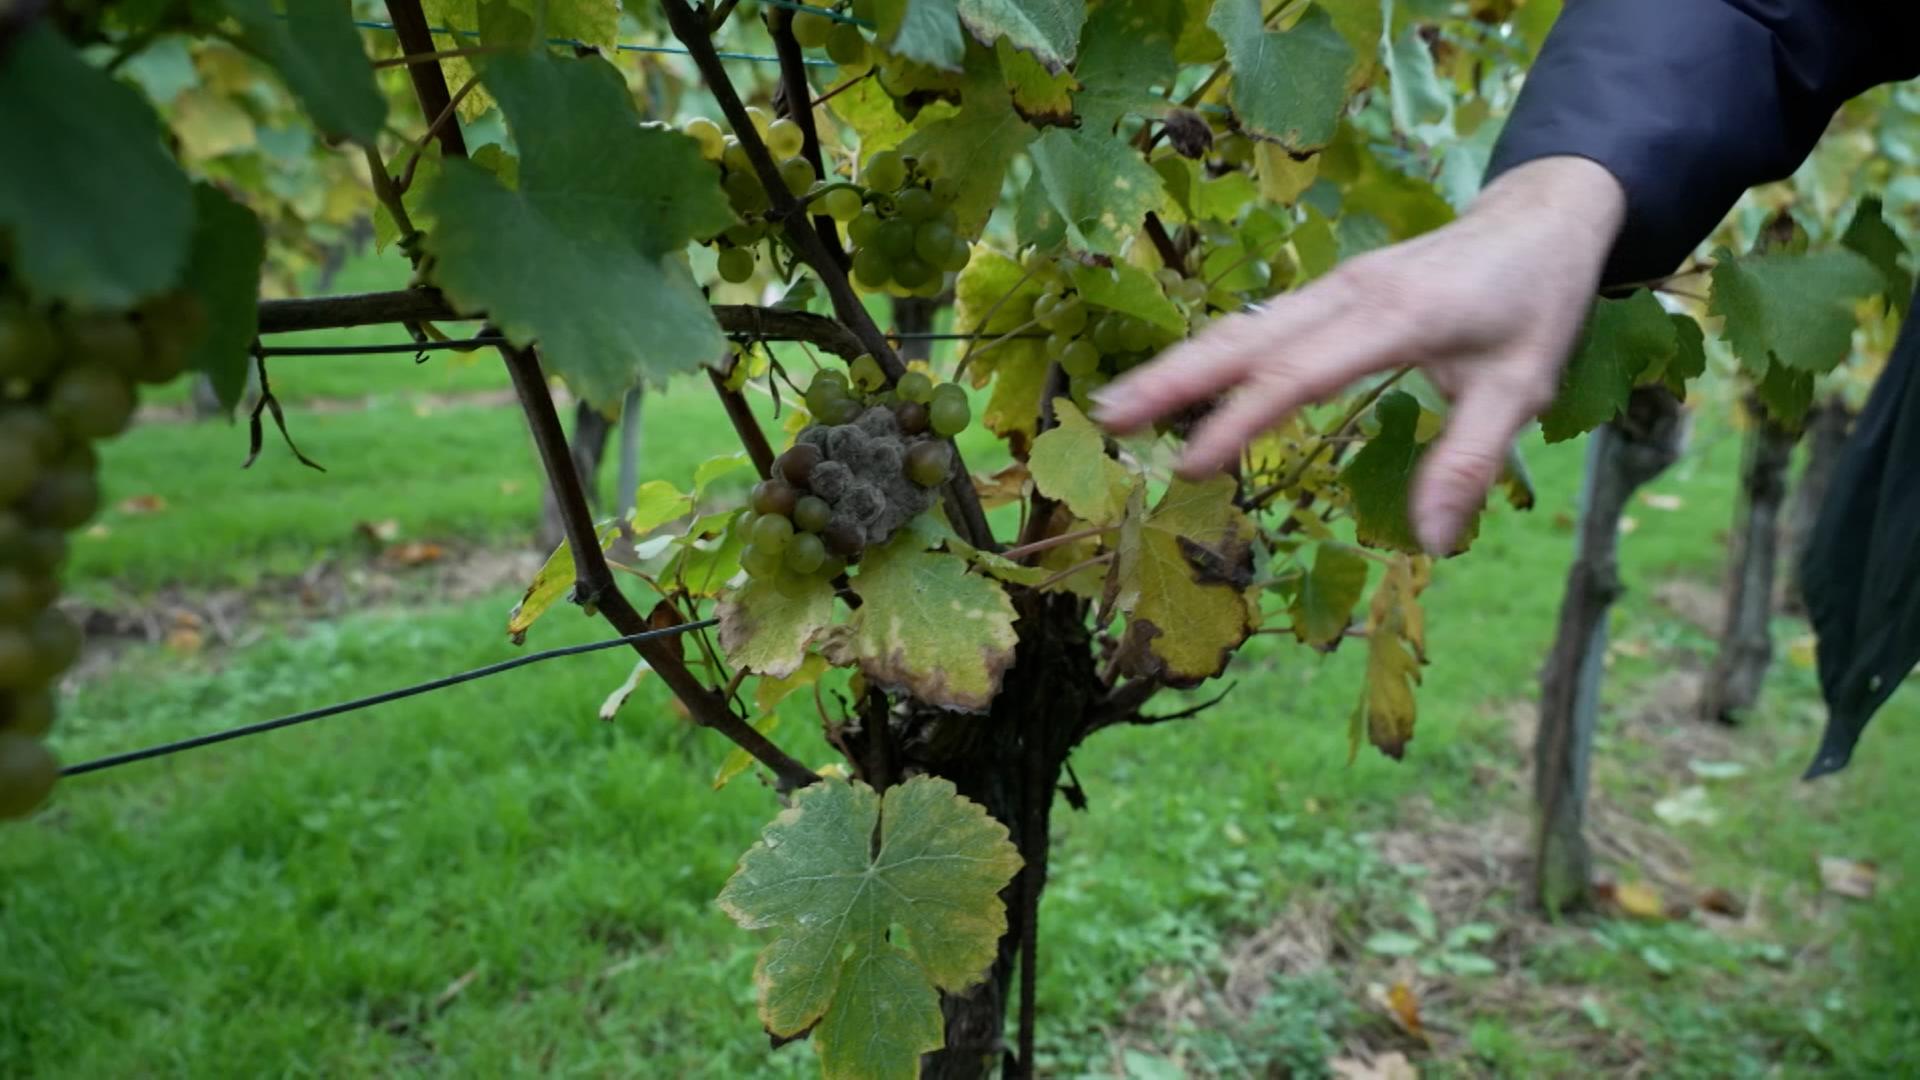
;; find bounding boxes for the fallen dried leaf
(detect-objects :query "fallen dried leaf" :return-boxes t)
[165,627,205,655]
[356,519,402,543]
[1818,855,1877,900]
[1653,785,1720,826]
[116,494,168,515]
[1615,880,1665,920]
[972,463,1031,510]
[384,540,447,567]
[1787,635,1817,670]
[1386,981,1425,1040]
[1696,887,1746,917]
[1639,492,1684,511]
[1331,1051,1418,1080]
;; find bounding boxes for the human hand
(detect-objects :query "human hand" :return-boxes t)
[1091,155,1628,554]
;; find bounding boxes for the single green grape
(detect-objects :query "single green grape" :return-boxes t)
[935,235,972,273]
[826,23,868,67]
[724,220,767,247]
[1045,297,1088,337]
[892,255,934,289]
[723,170,769,214]
[47,365,135,441]
[913,220,955,264]
[1030,291,1060,324]
[1118,317,1154,352]
[784,532,827,575]
[0,569,50,623]
[818,394,864,425]
[1091,314,1126,354]
[928,392,970,437]
[875,219,915,259]
[896,370,933,403]
[794,496,833,533]
[0,630,35,690]
[1045,332,1072,359]
[1,688,53,739]
[847,207,884,247]
[0,732,57,821]
[820,186,863,221]
[751,513,795,554]
[0,429,38,504]
[791,9,833,46]
[894,187,936,222]
[1060,338,1101,378]
[745,106,773,138]
[1154,267,1184,289]
[0,305,54,382]
[60,314,143,375]
[852,246,892,289]
[930,176,960,205]
[767,119,806,160]
[904,441,952,487]
[683,116,726,160]
[716,246,756,284]
[722,138,752,173]
[863,149,907,193]
[779,156,816,196]
[849,353,886,391]
[742,542,783,578]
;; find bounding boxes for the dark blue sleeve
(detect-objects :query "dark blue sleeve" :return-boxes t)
[1485,0,1920,284]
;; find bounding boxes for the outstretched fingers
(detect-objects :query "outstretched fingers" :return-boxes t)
[1411,378,1542,554]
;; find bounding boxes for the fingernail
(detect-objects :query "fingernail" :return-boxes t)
[1087,388,1121,419]
[1416,514,1454,557]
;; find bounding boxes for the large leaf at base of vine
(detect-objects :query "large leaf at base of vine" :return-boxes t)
[718,776,1022,1076]
[1341,391,1479,555]
[1028,127,1169,255]
[1709,247,1883,375]
[957,0,1085,72]
[718,575,837,679]
[1207,0,1354,155]
[0,25,194,309]
[182,184,265,409]
[422,48,736,405]
[1114,477,1257,685]
[220,0,387,143]
[846,533,1019,711]
[1540,289,1676,442]
[900,47,1037,236]
[1350,554,1427,761]
[1028,400,1133,525]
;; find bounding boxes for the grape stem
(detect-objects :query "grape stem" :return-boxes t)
[1247,367,1410,509]
[372,43,503,69]
[998,522,1114,563]
[1031,552,1113,593]
[953,261,1041,378]
[383,0,822,793]
[767,3,850,270]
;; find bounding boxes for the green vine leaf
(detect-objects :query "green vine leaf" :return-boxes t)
[955,249,1052,449]
[220,0,388,144]
[1341,391,1479,554]
[630,479,695,535]
[874,0,969,70]
[668,510,748,598]
[718,575,838,679]
[1708,246,1883,376]
[1028,399,1133,525]
[1114,477,1257,685]
[1072,262,1186,334]
[1028,127,1169,255]
[0,24,194,309]
[848,534,1019,711]
[424,0,622,119]
[957,0,1085,72]
[718,775,1023,1079]
[1073,0,1180,132]
[1290,541,1369,648]
[900,47,1037,237]
[423,47,735,406]
[1350,554,1427,761]
[1541,289,1676,442]
[1207,1,1354,155]
[181,183,265,410]
[1841,196,1913,316]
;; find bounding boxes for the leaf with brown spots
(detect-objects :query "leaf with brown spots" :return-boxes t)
[718,575,838,679]
[847,533,1019,711]
[1113,476,1258,685]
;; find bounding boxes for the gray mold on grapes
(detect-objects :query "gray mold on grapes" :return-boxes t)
[799,405,940,551]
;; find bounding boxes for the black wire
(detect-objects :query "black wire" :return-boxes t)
[255,331,1048,358]
[60,620,720,778]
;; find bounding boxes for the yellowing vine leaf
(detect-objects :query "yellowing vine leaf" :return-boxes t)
[900,48,1038,236]
[1114,477,1257,685]
[718,776,1023,1078]
[718,575,838,679]
[220,0,387,143]
[848,534,1019,711]
[630,479,694,535]
[955,249,1051,448]
[1350,554,1428,761]
[506,524,618,642]
[1028,127,1170,255]
[1028,400,1134,525]
[1291,541,1369,648]
[422,48,735,406]
[424,0,621,119]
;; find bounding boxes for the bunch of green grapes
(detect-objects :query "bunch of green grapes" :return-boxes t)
[1019,256,1202,413]
[0,285,200,820]
[789,1,872,70]
[735,360,972,597]
[682,107,827,284]
[843,151,971,298]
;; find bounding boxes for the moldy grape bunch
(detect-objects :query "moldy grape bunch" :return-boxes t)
[735,359,971,597]
[0,273,199,820]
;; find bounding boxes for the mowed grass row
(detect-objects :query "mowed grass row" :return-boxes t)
[5,295,1916,1074]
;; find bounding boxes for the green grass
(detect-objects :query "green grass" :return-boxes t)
[6,348,1918,1076]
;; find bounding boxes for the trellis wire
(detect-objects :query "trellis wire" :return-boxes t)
[351,17,836,66]
[60,620,719,778]
[255,331,1047,357]
[750,0,874,29]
